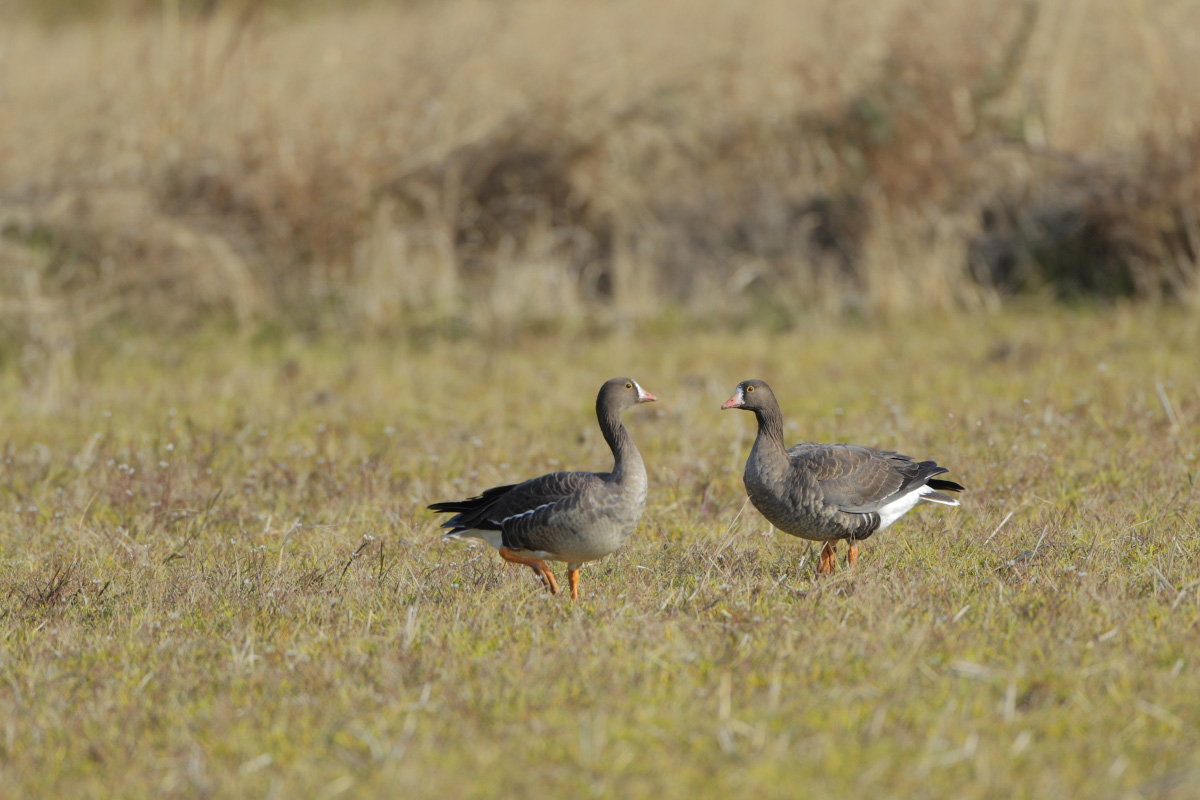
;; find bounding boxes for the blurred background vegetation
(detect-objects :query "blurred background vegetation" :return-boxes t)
[1,0,1198,346]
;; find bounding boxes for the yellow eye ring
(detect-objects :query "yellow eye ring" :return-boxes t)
[746,385,755,392]
[625,382,633,389]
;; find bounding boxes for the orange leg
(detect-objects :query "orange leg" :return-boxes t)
[817,541,837,574]
[847,542,859,567]
[540,565,561,595]
[498,548,560,594]
[568,567,580,601]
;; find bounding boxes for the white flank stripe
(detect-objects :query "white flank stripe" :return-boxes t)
[875,486,928,531]
[876,483,961,530]
[499,501,556,526]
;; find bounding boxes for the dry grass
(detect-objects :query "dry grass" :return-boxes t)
[1,307,1199,796]
[4,4,1200,796]
[2,0,1200,341]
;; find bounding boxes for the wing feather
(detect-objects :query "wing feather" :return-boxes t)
[429,471,603,543]
[786,443,949,514]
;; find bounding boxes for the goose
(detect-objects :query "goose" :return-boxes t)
[722,379,963,573]
[430,377,656,599]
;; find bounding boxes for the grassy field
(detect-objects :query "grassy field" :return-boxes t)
[3,2,1199,796]
[1,307,1198,797]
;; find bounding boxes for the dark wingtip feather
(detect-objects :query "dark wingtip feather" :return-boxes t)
[427,483,519,514]
[427,500,470,513]
[928,478,965,493]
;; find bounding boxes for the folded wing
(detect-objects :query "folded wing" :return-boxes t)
[787,443,958,513]
[429,471,605,551]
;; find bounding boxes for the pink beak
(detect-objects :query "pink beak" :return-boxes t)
[637,386,657,403]
[721,392,742,410]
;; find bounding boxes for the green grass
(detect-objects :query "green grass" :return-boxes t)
[2,307,1199,797]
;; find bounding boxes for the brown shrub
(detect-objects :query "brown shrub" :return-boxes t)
[1,0,1198,338]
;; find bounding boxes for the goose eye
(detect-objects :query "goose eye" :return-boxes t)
[746,385,755,393]
[625,382,633,389]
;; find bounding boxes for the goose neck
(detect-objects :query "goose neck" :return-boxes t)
[752,402,788,452]
[599,405,642,482]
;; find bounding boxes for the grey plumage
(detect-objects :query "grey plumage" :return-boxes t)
[723,379,963,570]
[430,377,656,597]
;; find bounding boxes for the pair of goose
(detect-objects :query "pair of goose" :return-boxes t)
[430,377,964,599]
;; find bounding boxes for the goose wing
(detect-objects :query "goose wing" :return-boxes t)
[430,470,605,549]
[786,443,948,514]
